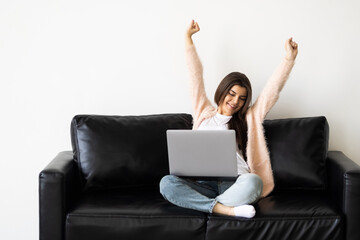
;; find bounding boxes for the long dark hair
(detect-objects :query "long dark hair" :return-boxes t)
[214,72,252,160]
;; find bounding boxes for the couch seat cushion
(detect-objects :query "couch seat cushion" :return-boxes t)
[66,188,206,240]
[206,191,343,240]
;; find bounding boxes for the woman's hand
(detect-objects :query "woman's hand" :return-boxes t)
[186,19,200,38]
[285,37,298,61]
[185,20,200,46]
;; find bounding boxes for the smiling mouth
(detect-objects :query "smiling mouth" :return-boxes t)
[227,103,237,109]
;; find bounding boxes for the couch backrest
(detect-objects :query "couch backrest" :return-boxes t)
[264,116,329,191]
[71,113,193,191]
[71,114,329,192]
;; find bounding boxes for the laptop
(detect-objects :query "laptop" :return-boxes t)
[166,129,238,180]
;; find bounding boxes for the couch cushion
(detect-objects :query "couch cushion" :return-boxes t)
[206,191,343,240]
[71,114,193,191]
[263,116,329,190]
[66,188,206,240]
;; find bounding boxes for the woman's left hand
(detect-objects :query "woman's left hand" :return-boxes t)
[285,37,298,61]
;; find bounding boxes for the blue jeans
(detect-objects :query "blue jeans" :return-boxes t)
[159,173,263,213]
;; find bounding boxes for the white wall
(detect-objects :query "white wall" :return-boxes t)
[1,0,359,239]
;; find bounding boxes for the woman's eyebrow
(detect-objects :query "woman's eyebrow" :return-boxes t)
[230,89,246,97]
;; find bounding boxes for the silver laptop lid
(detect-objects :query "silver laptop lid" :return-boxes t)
[166,130,237,178]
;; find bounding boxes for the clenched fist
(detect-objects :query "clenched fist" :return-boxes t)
[285,37,298,61]
[186,20,200,38]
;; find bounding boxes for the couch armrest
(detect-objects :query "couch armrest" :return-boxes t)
[39,151,82,240]
[327,151,360,240]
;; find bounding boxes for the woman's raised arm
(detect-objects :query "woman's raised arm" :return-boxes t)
[185,20,212,124]
[251,37,298,120]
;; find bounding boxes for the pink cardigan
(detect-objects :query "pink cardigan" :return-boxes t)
[186,44,295,197]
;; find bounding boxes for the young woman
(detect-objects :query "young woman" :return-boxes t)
[160,20,298,218]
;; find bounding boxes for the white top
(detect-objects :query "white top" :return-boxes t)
[197,112,250,175]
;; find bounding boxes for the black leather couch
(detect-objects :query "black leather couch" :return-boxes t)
[39,113,360,240]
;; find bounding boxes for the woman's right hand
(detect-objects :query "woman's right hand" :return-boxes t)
[186,20,200,38]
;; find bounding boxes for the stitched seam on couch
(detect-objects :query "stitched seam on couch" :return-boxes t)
[67,214,340,221]
[72,117,81,170]
[67,214,206,219]
[206,216,341,222]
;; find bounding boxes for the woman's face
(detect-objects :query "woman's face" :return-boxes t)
[218,85,247,116]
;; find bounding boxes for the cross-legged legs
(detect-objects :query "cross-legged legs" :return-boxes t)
[160,173,263,218]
